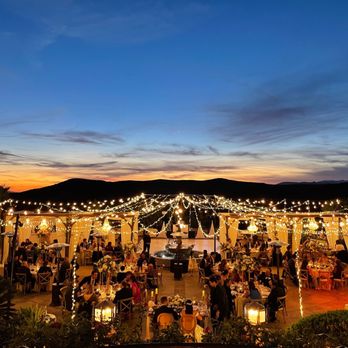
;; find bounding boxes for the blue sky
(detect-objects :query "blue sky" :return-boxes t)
[0,0,348,191]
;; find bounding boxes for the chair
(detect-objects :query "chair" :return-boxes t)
[277,296,287,322]
[318,271,332,290]
[84,250,92,265]
[181,313,196,341]
[157,312,174,329]
[37,272,51,292]
[118,297,133,319]
[15,273,27,295]
[342,271,348,287]
[299,270,309,288]
[333,272,345,289]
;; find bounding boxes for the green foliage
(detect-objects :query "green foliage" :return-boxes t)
[154,322,185,344]
[0,277,16,346]
[202,317,283,347]
[283,310,348,348]
[107,313,144,345]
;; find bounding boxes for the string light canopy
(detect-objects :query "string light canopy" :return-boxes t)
[0,194,347,239]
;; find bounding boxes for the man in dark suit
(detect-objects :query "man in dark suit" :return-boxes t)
[152,296,180,324]
[78,270,99,290]
[209,275,228,323]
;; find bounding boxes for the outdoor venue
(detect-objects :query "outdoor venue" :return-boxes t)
[1,193,348,346]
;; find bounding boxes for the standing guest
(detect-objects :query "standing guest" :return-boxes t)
[105,242,114,254]
[265,280,278,322]
[333,259,344,279]
[209,275,228,324]
[283,245,293,261]
[221,270,233,317]
[137,252,147,270]
[143,231,151,254]
[146,263,157,289]
[80,238,88,249]
[114,241,124,261]
[218,259,228,273]
[58,257,71,283]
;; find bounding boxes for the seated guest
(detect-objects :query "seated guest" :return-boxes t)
[230,269,241,283]
[38,260,53,276]
[180,299,202,325]
[15,261,36,292]
[128,274,141,304]
[116,265,127,283]
[258,268,273,288]
[113,280,133,311]
[318,252,329,265]
[248,280,261,300]
[153,296,180,324]
[79,270,99,290]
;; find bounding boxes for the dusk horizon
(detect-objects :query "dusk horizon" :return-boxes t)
[1,0,348,192]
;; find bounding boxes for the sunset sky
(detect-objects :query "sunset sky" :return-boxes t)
[1,0,348,192]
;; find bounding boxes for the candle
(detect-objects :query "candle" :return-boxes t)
[155,288,158,295]
[202,290,205,298]
[151,290,154,298]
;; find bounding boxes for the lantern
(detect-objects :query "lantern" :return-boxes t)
[247,219,258,233]
[93,299,115,323]
[308,218,319,231]
[244,301,266,325]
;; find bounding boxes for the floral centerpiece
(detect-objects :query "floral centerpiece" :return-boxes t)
[235,255,256,272]
[96,255,117,273]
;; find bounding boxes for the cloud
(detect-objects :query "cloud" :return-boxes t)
[0,150,20,158]
[35,160,118,169]
[133,144,226,157]
[211,68,348,145]
[23,130,124,144]
[0,0,210,58]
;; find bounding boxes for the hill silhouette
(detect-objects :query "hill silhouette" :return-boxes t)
[9,178,348,202]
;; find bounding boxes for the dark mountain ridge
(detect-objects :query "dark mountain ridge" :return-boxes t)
[9,178,348,202]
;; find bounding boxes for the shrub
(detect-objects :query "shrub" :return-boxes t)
[283,310,348,348]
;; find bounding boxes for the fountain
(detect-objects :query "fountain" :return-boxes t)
[153,233,201,273]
